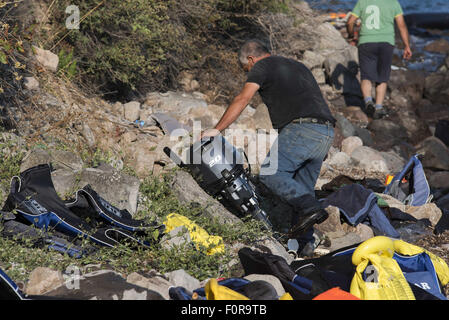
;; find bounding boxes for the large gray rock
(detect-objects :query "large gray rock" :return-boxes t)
[424,72,449,104]
[80,122,96,148]
[253,104,273,131]
[243,274,285,297]
[20,148,84,173]
[380,150,406,174]
[301,50,325,69]
[328,151,352,169]
[428,171,449,189]
[354,126,374,146]
[51,169,79,198]
[416,103,449,123]
[45,270,164,300]
[389,69,425,105]
[417,136,449,171]
[315,206,345,235]
[316,23,350,52]
[424,38,449,54]
[368,119,408,141]
[395,109,430,144]
[376,193,442,227]
[127,271,172,300]
[170,170,241,224]
[343,223,375,242]
[251,237,293,265]
[145,91,208,119]
[77,163,140,215]
[165,269,200,292]
[351,146,389,173]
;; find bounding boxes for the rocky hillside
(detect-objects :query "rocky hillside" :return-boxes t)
[1,0,449,299]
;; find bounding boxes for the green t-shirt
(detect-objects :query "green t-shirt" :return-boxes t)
[351,0,403,46]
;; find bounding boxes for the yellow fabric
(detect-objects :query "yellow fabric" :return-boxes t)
[352,236,395,266]
[351,237,449,300]
[350,253,416,300]
[205,278,249,300]
[279,293,294,300]
[393,240,449,286]
[163,213,224,255]
[204,278,294,300]
[350,237,416,300]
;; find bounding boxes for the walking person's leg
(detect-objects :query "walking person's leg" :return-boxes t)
[372,43,395,119]
[358,43,379,117]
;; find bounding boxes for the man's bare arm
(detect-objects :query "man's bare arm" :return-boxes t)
[346,14,358,39]
[346,14,359,46]
[214,82,260,132]
[395,14,412,60]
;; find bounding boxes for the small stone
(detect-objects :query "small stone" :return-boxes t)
[24,77,39,91]
[123,101,141,122]
[32,46,59,72]
[26,267,64,295]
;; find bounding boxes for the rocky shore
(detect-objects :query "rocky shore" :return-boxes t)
[1,1,449,299]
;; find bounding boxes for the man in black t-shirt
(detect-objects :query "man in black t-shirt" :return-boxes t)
[202,40,335,251]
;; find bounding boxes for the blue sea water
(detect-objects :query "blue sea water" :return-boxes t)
[305,0,449,14]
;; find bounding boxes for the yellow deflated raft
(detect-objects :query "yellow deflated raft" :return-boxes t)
[163,213,225,255]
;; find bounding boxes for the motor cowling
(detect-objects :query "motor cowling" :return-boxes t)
[184,135,272,231]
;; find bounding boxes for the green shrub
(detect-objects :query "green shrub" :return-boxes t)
[57,48,77,79]
[0,3,30,124]
[43,0,288,98]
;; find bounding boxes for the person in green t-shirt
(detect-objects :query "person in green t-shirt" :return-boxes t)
[346,0,412,119]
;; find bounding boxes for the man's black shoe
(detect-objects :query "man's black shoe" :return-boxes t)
[365,100,375,118]
[287,209,329,239]
[373,106,387,119]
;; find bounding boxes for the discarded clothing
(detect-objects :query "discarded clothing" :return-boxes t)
[322,183,400,238]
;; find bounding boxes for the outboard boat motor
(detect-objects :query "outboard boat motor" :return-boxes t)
[164,135,272,231]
